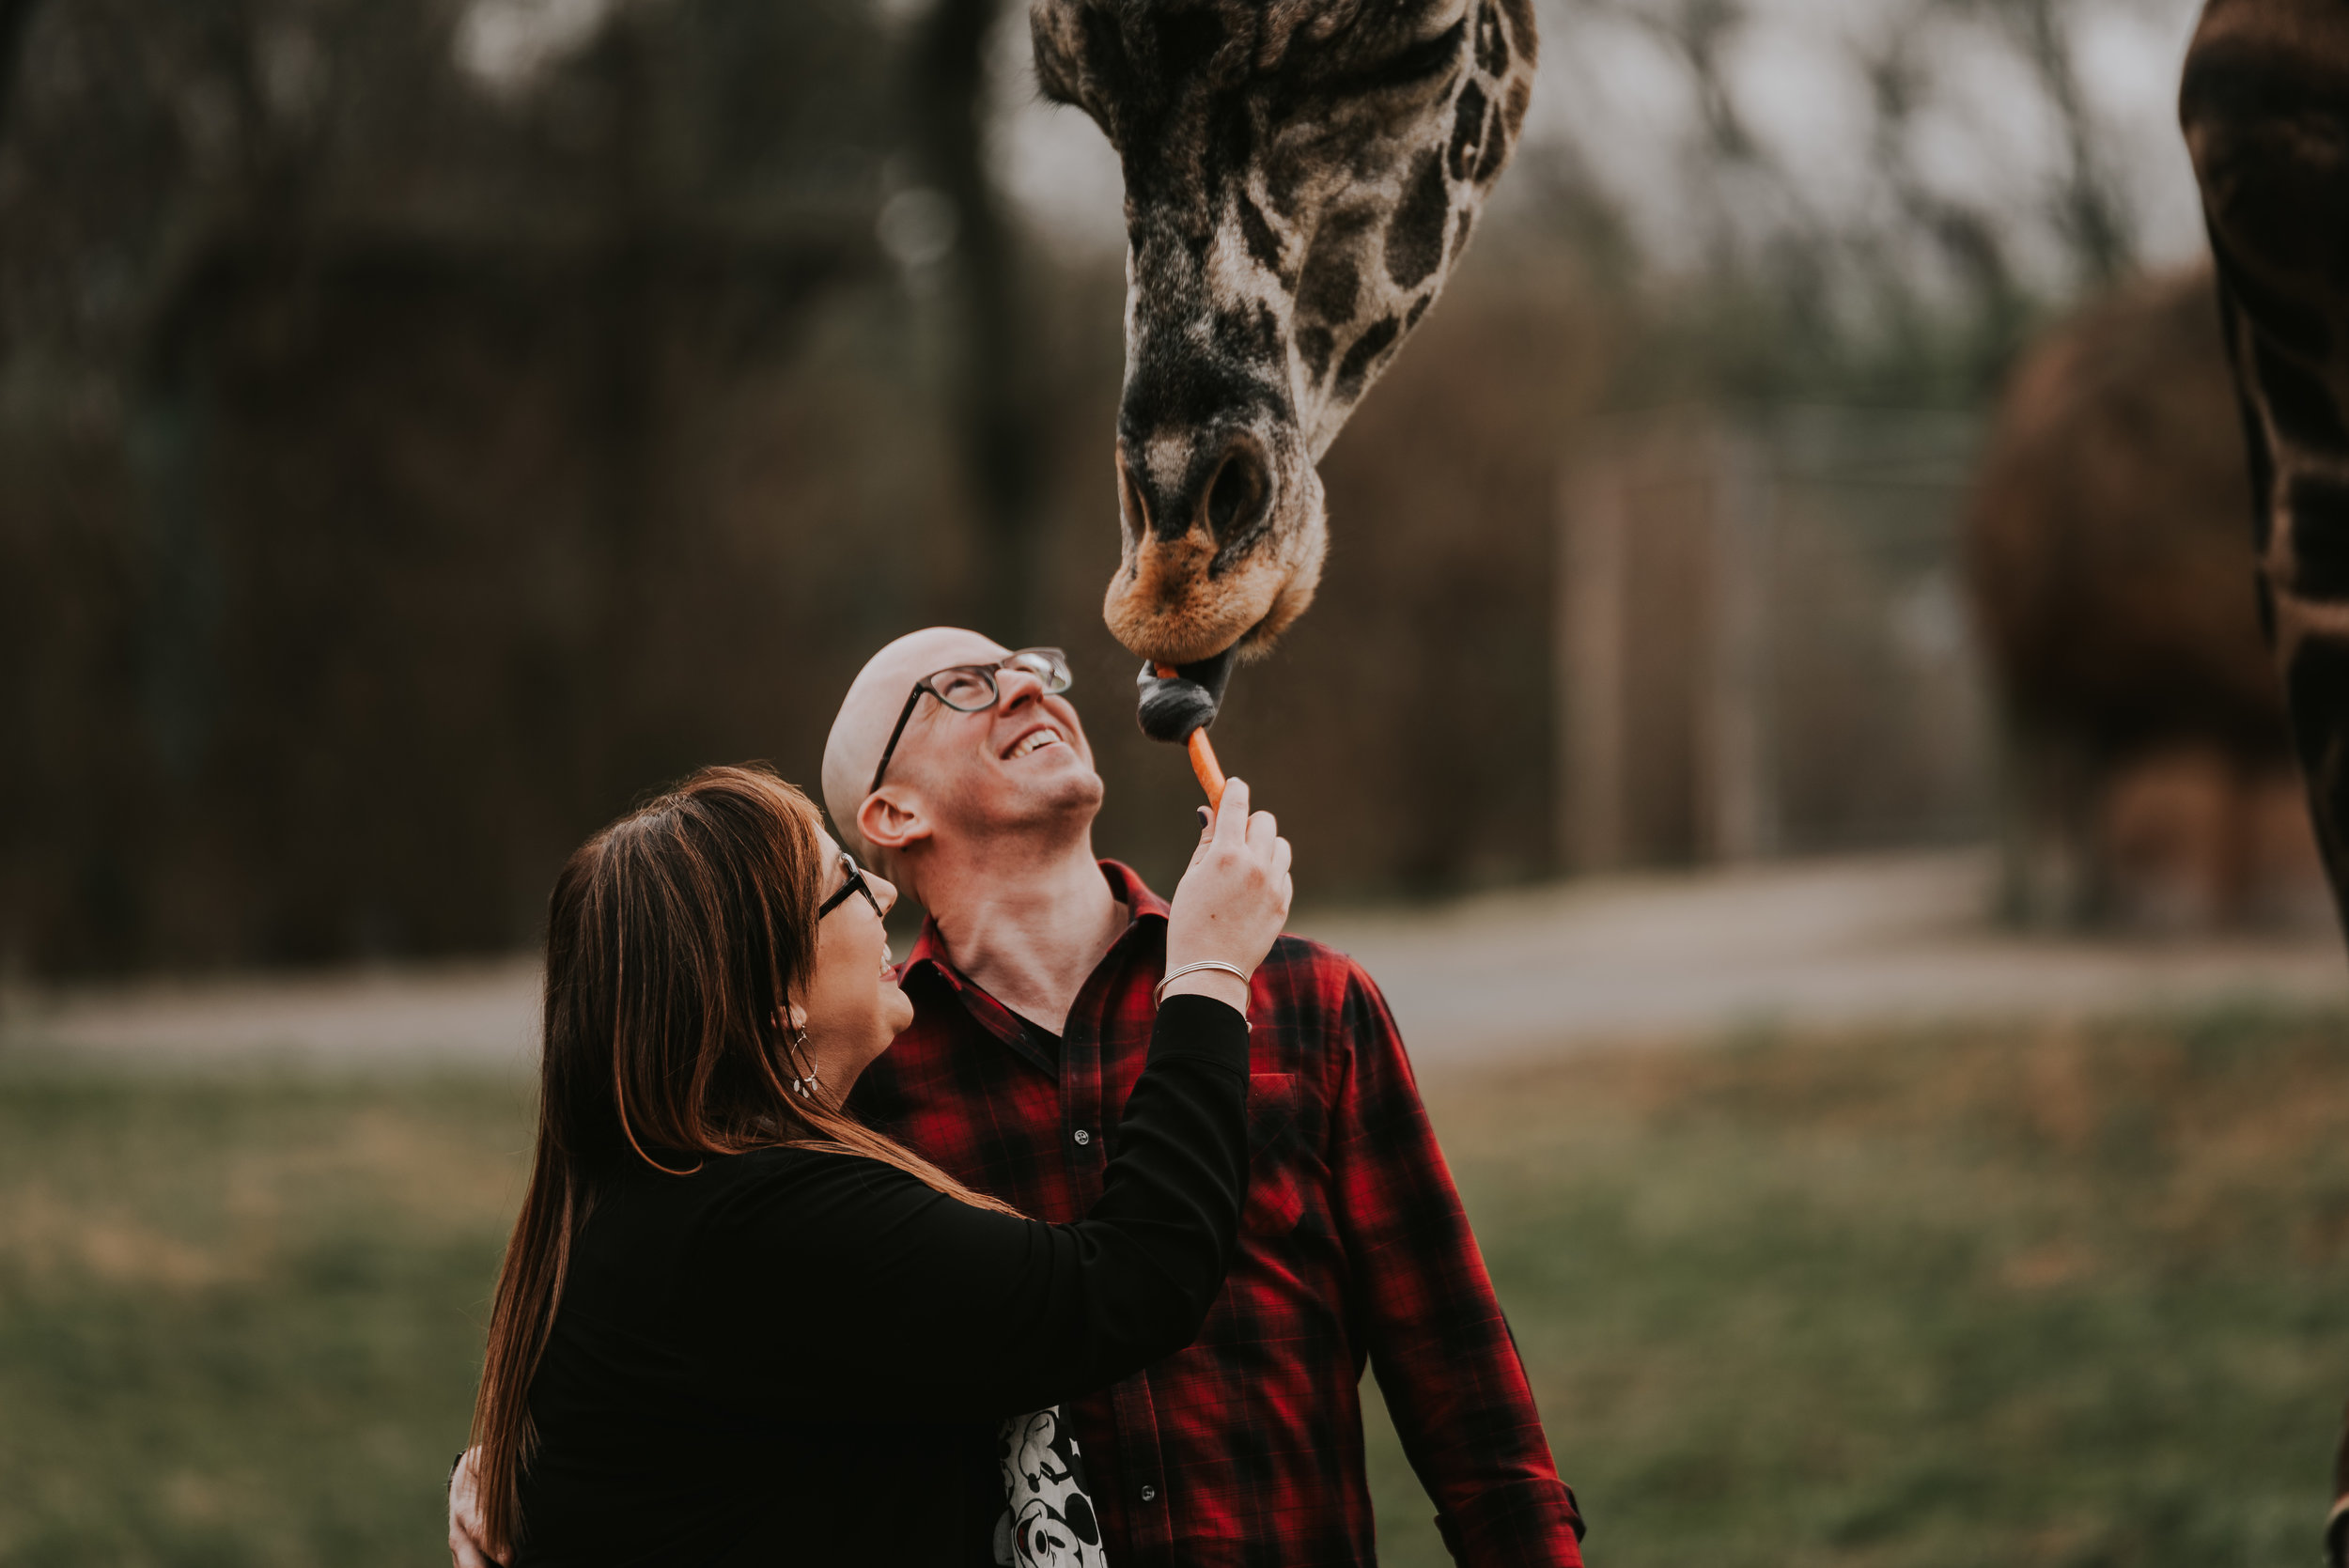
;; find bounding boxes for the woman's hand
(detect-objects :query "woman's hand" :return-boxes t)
[448,1446,498,1567]
[1164,777,1293,1012]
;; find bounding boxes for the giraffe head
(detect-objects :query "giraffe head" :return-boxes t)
[1034,0,1537,668]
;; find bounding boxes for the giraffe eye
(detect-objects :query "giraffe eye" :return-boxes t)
[1344,18,1465,94]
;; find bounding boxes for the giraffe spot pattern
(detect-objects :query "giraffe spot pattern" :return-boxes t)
[1150,8,1226,86]
[1075,8,1128,116]
[1386,150,1450,288]
[1299,326,1334,385]
[1334,314,1400,400]
[1498,0,1536,66]
[2285,636,2349,905]
[2256,337,2349,450]
[1216,303,1281,363]
[1502,77,1532,138]
[1299,250,1359,326]
[1475,0,1510,74]
[1206,97,1257,218]
[2221,302,2280,555]
[1472,115,1509,182]
[1238,194,1283,274]
[2250,447,2279,554]
[2287,470,2349,598]
[1447,81,1489,182]
[2218,240,2332,361]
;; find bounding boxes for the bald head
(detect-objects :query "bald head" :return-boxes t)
[822,628,1008,853]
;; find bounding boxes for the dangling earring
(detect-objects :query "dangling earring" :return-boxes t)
[787,1022,819,1099]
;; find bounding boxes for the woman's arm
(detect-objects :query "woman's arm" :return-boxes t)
[695,993,1248,1419]
[696,781,1289,1421]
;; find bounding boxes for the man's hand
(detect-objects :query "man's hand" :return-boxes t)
[448,1446,499,1568]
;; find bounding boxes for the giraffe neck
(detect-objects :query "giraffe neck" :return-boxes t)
[2185,0,2349,939]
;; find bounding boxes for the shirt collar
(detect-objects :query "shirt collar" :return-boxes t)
[1097,857,1171,923]
[900,860,1166,1048]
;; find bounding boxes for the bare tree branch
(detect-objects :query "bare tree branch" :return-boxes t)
[1945,0,2134,285]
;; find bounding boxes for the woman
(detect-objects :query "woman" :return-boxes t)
[463,763,1290,1565]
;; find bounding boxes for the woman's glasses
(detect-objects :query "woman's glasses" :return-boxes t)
[817,850,884,921]
[866,647,1074,796]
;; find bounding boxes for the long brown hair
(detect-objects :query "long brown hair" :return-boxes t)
[468,764,1011,1557]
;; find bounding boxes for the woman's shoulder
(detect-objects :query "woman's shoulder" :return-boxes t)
[693,1142,955,1232]
[602,1142,907,1217]
[678,1144,1003,1305]
[721,1141,921,1180]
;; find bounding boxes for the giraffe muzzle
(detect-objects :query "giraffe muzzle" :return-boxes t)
[1104,428,1325,666]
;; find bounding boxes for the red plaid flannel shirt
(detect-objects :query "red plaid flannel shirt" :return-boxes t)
[848,862,1584,1568]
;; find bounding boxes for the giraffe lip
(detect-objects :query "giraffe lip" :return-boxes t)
[1135,642,1245,741]
[1174,642,1242,693]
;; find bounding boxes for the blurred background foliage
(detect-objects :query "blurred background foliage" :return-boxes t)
[0,0,2213,974]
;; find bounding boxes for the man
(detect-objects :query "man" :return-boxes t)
[453,628,1582,1566]
[828,629,1579,1567]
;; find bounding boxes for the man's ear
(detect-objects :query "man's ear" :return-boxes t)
[858,788,931,856]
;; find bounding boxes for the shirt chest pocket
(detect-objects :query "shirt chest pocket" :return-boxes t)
[1244,1073,1307,1235]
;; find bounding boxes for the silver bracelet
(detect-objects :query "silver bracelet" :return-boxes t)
[1154,960,1252,1006]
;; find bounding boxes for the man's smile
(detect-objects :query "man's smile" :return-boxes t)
[1003,723,1066,760]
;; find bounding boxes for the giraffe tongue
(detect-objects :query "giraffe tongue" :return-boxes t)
[1135,648,1237,742]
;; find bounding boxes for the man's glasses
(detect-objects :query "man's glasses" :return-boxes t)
[866,647,1074,797]
[817,849,884,921]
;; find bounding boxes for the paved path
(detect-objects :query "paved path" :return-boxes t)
[4,849,2342,1072]
[0,955,547,1072]
[1302,848,2347,1064]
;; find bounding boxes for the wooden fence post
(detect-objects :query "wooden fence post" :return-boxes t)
[1559,449,1628,872]
[1704,423,1777,862]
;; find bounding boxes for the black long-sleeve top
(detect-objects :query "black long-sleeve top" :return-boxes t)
[510,993,1251,1567]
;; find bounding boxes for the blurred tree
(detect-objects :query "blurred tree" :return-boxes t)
[908,0,1048,645]
[0,0,912,971]
[0,0,37,128]
[1536,0,2170,407]
[1971,0,2134,287]
[1852,27,2024,345]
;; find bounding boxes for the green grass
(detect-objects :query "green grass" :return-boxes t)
[6,1005,2349,1564]
[1371,1002,2349,1567]
[0,1072,530,1566]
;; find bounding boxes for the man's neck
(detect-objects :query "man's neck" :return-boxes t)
[917,838,1129,1036]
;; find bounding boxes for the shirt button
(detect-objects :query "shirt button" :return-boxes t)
[1072,1128,1092,1146]
[1140,1484,1158,1502]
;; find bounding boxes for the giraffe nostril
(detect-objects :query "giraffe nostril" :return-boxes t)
[1117,445,1152,543]
[1201,441,1270,543]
